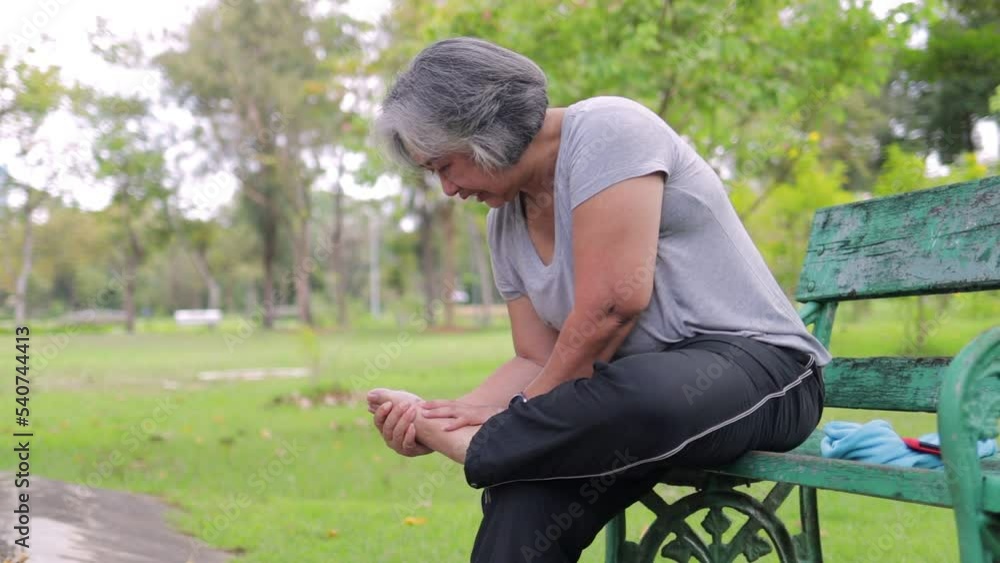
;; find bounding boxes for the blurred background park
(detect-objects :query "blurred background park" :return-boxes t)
[0,0,998,561]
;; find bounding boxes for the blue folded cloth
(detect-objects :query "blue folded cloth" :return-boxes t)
[820,420,997,469]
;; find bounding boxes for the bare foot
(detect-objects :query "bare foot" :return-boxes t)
[367,388,422,414]
[367,388,479,464]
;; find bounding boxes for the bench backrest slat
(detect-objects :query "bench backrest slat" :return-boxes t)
[796,176,1000,414]
[820,357,950,412]
[796,176,1000,302]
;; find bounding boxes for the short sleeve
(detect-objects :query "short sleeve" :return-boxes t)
[486,209,525,301]
[565,99,675,210]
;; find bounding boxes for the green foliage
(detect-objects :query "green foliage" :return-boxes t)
[872,144,932,196]
[377,0,899,175]
[0,48,70,321]
[0,50,66,192]
[891,0,1000,163]
[8,62,62,118]
[74,90,172,256]
[939,152,995,182]
[0,48,66,127]
[874,143,993,198]
[734,139,854,291]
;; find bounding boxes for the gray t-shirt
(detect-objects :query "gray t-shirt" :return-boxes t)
[487,95,832,366]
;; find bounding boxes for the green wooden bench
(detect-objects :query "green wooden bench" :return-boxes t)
[604,175,1000,563]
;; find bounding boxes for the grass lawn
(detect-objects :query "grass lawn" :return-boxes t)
[2,310,997,562]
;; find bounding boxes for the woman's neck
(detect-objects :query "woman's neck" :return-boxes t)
[518,108,565,211]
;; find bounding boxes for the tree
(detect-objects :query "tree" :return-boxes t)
[158,0,365,328]
[173,217,223,310]
[0,49,67,324]
[73,91,171,332]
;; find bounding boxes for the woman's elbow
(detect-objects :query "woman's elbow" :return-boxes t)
[608,300,646,325]
[583,295,649,326]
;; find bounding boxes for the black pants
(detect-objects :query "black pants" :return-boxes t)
[464,333,825,563]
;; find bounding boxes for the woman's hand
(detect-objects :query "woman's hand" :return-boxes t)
[421,400,504,431]
[373,401,432,457]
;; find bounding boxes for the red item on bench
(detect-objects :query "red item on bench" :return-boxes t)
[901,437,942,456]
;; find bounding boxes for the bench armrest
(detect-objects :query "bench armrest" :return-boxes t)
[939,326,1000,459]
[938,326,1000,561]
[797,301,823,326]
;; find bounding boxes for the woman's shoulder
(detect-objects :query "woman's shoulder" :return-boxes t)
[571,95,647,111]
[563,96,677,153]
[569,96,664,124]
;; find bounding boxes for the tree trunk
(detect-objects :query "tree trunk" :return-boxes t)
[261,217,277,329]
[368,210,381,318]
[245,283,257,318]
[224,283,234,312]
[466,212,493,328]
[329,180,349,328]
[440,200,457,328]
[167,257,180,310]
[13,201,34,326]
[0,210,13,293]
[123,207,144,334]
[207,278,221,311]
[418,200,437,327]
[124,249,137,334]
[188,249,221,310]
[242,98,281,330]
[262,256,275,329]
[293,219,313,326]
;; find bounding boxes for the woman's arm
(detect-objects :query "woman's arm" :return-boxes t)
[458,296,559,405]
[522,172,665,398]
[386,294,559,436]
[458,356,543,406]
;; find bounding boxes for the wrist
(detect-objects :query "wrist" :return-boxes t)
[508,392,528,408]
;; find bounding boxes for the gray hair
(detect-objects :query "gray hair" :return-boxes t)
[372,37,549,173]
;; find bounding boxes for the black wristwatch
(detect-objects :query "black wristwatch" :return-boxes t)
[509,392,528,408]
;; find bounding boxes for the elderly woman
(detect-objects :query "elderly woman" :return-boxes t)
[368,37,830,562]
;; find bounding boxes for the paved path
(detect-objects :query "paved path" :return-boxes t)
[0,473,231,563]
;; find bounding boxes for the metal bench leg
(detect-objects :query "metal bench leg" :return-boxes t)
[605,512,627,563]
[635,484,797,562]
[798,486,823,563]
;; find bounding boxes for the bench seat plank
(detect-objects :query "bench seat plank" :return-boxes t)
[686,430,1000,510]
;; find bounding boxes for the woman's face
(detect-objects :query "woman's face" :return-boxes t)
[419,152,517,208]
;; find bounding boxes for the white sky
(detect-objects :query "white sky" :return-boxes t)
[0,0,996,216]
[0,0,397,217]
